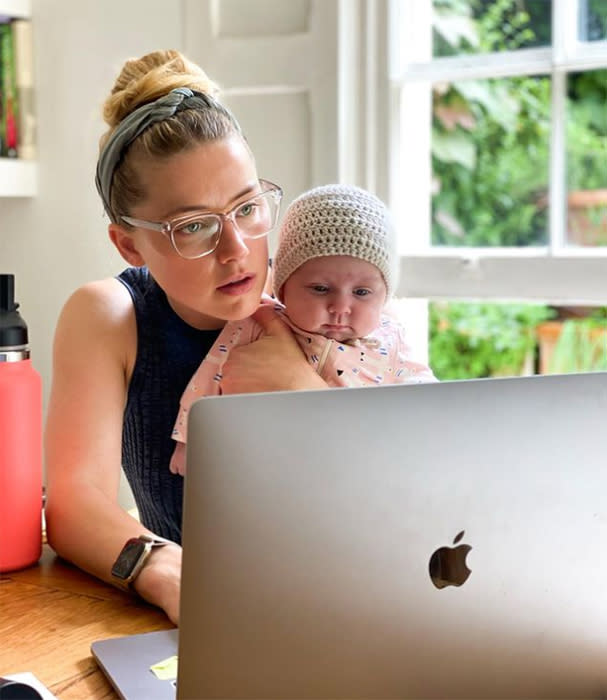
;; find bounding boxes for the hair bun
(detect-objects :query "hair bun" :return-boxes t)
[102,49,220,128]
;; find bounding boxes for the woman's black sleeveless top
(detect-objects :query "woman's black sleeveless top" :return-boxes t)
[117,267,220,543]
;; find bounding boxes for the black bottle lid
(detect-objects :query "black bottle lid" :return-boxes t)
[0,274,28,348]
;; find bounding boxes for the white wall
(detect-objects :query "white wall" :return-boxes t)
[0,1,185,507]
[0,0,184,416]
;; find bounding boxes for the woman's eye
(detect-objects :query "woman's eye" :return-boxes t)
[237,202,256,217]
[177,219,218,237]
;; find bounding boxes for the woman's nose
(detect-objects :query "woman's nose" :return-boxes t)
[215,218,249,263]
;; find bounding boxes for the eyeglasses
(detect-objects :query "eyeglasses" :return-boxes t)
[121,179,283,259]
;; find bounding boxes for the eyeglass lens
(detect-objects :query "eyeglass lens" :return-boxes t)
[171,189,280,258]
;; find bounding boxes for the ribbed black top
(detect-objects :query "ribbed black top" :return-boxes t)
[118,267,220,543]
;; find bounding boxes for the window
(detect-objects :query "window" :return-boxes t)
[388,0,607,304]
[381,0,607,377]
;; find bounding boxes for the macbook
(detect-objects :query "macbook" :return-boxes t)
[94,372,607,699]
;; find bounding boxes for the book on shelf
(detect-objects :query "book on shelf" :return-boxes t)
[0,21,3,156]
[12,18,35,159]
[0,16,36,161]
[0,19,18,158]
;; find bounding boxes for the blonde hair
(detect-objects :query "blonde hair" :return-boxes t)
[99,50,242,222]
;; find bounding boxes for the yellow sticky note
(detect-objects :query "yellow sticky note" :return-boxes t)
[150,654,179,681]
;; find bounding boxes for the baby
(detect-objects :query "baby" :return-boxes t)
[169,184,437,475]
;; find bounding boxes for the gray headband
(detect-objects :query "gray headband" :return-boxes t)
[95,87,240,222]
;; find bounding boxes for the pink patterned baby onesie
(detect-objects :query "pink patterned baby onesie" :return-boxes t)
[169,305,436,475]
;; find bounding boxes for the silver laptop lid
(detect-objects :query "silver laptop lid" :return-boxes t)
[178,373,607,699]
[91,629,178,700]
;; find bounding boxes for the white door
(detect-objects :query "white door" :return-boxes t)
[184,0,347,251]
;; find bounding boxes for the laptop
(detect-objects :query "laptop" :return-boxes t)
[91,629,178,700]
[93,372,607,699]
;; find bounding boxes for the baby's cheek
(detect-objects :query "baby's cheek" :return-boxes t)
[355,307,384,337]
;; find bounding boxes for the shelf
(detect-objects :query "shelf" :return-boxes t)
[0,0,31,19]
[0,1,36,197]
[0,158,36,196]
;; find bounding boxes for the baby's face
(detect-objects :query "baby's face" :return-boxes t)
[281,255,387,342]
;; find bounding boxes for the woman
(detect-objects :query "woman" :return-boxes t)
[44,49,325,625]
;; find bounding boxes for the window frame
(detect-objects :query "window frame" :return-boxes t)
[383,0,607,304]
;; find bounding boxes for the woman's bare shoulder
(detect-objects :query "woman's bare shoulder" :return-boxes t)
[59,277,132,323]
[54,277,137,366]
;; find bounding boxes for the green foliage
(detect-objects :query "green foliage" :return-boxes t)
[550,308,607,373]
[433,0,546,56]
[585,0,607,41]
[429,302,555,380]
[432,74,550,246]
[567,70,607,191]
[432,0,551,246]
[433,0,478,57]
[474,0,536,52]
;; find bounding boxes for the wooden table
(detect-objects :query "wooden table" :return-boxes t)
[0,545,175,699]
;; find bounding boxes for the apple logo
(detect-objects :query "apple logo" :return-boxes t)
[429,530,472,589]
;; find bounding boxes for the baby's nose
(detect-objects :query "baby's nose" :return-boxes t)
[328,295,351,315]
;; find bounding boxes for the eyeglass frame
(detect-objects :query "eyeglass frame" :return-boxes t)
[120,178,283,260]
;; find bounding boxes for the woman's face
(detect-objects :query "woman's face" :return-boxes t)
[114,135,269,329]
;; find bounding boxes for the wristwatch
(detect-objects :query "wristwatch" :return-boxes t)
[111,534,170,590]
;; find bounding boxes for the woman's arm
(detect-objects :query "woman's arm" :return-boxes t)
[44,279,181,624]
[220,304,328,394]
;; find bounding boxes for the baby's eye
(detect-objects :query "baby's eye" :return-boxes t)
[353,288,372,297]
[311,285,329,294]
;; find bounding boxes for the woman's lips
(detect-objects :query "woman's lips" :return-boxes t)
[217,274,256,296]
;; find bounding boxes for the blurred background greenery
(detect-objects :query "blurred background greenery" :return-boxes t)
[429,302,607,380]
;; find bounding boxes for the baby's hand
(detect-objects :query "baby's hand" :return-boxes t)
[168,442,187,476]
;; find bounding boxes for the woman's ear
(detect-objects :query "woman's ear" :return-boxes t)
[108,224,145,267]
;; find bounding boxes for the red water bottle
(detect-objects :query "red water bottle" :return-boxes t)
[0,274,42,572]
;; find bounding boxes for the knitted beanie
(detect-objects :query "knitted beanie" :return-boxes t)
[272,184,398,301]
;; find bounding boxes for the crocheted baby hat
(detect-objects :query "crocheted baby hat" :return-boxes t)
[272,184,398,301]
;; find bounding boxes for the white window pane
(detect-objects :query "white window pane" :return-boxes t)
[390,0,607,303]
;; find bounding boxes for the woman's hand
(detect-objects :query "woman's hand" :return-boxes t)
[133,542,182,625]
[221,305,327,394]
